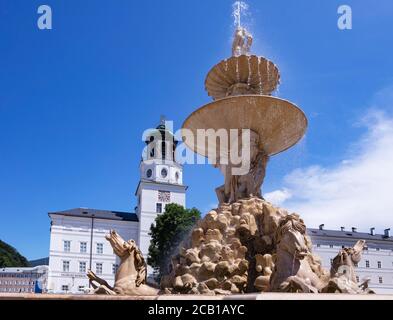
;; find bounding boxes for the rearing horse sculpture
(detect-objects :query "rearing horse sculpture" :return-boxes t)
[269,214,325,292]
[87,230,158,295]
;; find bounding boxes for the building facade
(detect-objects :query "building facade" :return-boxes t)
[309,226,393,294]
[47,119,186,292]
[0,266,48,293]
[47,209,139,293]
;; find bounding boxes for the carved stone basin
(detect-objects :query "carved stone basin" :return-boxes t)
[181,95,307,159]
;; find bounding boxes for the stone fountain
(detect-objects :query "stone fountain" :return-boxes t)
[88,5,373,297]
[158,19,373,295]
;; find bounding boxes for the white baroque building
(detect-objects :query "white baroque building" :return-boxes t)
[308,226,393,294]
[47,120,186,293]
[47,208,139,293]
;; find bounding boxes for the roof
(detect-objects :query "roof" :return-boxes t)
[48,208,138,222]
[308,228,393,243]
[0,266,49,273]
[29,257,49,267]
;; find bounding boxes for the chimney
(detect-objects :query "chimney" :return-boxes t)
[370,227,375,236]
[352,227,357,233]
[340,227,345,232]
[384,228,391,238]
[319,224,324,230]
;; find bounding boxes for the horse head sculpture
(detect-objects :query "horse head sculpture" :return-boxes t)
[270,214,325,292]
[87,230,158,296]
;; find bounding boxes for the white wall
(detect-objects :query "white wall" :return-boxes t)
[47,215,138,294]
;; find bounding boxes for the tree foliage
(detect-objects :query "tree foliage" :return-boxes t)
[147,203,201,280]
[0,240,29,268]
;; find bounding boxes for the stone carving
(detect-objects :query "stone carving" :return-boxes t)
[269,214,327,292]
[232,26,253,57]
[321,240,375,294]
[215,130,269,204]
[162,197,373,295]
[87,230,158,296]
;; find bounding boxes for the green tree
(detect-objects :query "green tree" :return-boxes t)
[147,203,201,281]
[0,240,29,268]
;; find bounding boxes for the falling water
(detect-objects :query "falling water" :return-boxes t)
[247,56,252,86]
[266,59,270,94]
[257,57,263,94]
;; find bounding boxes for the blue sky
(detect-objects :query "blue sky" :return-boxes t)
[1,0,393,259]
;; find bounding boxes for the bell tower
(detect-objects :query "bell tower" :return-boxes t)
[135,117,187,264]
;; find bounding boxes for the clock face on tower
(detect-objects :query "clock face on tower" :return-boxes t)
[158,190,171,202]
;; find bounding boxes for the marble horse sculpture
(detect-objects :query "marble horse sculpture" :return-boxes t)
[87,230,158,296]
[269,214,326,293]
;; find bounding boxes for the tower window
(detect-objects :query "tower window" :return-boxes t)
[378,261,382,268]
[161,168,168,178]
[146,169,152,178]
[175,171,180,182]
[366,260,370,268]
[156,203,162,213]
[379,276,383,284]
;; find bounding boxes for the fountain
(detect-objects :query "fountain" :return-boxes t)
[89,2,373,297]
[158,3,373,295]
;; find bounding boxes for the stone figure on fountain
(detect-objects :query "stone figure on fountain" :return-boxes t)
[232,26,253,57]
[215,130,269,204]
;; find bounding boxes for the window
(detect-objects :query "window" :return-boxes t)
[156,203,162,213]
[112,264,119,275]
[379,276,383,284]
[329,245,333,248]
[61,285,69,292]
[376,248,380,251]
[366,260,370,268]
[63,240,71,252]
[96,243,103,254]
[356,276,359,283]
[80,242,87,253]
[146,169,152,178]
[175,171,180,182]
[78,286,85,292]
[79,262,87,273]
[316,244,320,248]
[96,263,103,275]
[161,168,168,178]
[62,261,70,272]
[378,261,382,269]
